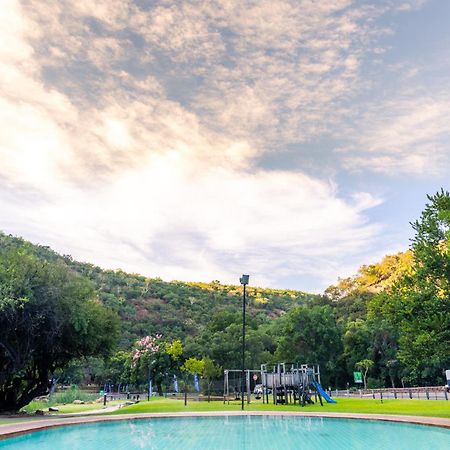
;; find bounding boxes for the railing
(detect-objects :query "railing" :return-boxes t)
[333,386,448,401]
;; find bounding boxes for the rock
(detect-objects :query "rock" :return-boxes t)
[95,397,105,403]
[72,400,84,405]
[35,410,45,416]
[124,401,135,406]
[48,407,59,412]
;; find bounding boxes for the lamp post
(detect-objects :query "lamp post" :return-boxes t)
[239,274,249,411]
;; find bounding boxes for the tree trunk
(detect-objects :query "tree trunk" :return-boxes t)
[390,375,395,389]
[0,379,49,413]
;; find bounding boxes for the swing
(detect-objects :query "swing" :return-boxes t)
[233,372,241,400]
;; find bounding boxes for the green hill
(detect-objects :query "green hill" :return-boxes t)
[0,232,318,350]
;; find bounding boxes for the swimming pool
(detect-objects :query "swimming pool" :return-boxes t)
[1,416,449,449]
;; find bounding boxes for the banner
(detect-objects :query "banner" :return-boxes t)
[353,371,363,383]
[173,375,179,393]
[194,373,200,392]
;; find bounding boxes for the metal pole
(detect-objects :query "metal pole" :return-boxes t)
[241,282,246,411]
[247,370,251,404]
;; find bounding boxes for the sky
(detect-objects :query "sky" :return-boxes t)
[0,0,449,292]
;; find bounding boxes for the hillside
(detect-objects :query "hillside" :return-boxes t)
[0,232,318,349]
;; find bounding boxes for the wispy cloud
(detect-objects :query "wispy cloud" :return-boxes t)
[337,91,450,176]
[0,0,444,290]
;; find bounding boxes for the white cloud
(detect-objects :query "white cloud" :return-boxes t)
[0,149,383,288]
[338,95,450,175]
[2,0,441,290]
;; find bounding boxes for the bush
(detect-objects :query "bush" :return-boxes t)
[20,386,98,413]
[367,377,383,389]
[20,400,48,414]
[51,386,98,405]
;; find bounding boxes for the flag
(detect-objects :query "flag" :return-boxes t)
[194,374,200,392]
[174,375,179,393]
[149,379,153,397]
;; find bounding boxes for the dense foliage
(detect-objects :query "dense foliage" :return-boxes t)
[368,190,450,383]
[1,190,448,408]
[0,239,119,412]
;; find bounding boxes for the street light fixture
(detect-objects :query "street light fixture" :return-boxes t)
[240,274,249,411]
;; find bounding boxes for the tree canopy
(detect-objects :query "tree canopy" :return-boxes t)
[369,190,450,382]
[0,242,119,412]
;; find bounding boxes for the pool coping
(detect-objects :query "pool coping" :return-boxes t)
[0,411,449,440]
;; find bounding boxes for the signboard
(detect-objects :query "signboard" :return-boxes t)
[353,371,363,384]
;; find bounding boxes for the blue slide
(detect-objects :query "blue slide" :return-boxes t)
[312,381,337,404]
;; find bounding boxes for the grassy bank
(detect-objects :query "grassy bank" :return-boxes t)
[111,397,450,418]
[20,399,123,415]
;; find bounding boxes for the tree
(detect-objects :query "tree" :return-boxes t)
[201,356,222,402]
[342,319,371,377]
[275,305,342,387]
[166,340,183,360]
[181,357,204,405]
[98,351,132,386]
[130,336,184,396]
[355,359,374,390]
[369,190,450,384]
[0,248,119,412]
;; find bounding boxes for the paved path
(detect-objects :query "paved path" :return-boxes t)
[56,403,123,416]
[1,411,449,440]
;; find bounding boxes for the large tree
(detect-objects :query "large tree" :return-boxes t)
[275,304,342,387]
[370,190,450,383]
[0,247,119,412]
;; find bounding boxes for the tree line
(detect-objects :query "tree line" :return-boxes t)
[0,190,448,411]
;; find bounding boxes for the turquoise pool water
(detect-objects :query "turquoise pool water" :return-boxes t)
[1,416,449,449]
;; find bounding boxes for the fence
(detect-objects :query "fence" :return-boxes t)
[333,386,448,401]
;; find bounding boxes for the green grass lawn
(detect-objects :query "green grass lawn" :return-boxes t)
[111,397,450,418]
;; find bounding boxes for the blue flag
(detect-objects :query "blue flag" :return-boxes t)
[149,379,153,397]
[173,375,179,393]
[194,374,200,392]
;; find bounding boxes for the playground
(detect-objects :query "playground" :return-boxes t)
[224,363,336,407]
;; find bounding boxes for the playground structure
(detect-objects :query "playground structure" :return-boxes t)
[223,363,336,406]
